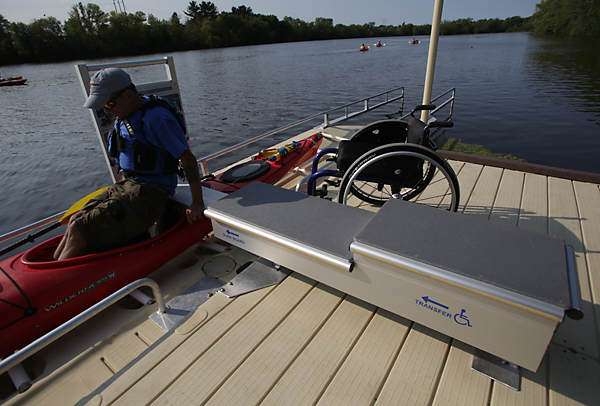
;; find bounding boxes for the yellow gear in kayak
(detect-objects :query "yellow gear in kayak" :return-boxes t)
[256,140,301,162]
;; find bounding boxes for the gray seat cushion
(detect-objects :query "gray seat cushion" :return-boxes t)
[208,182,374,261]
[354,198,571,308]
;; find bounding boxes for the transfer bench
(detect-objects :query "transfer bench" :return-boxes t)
[204,182,583,389]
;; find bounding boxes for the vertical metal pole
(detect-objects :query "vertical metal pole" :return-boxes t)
[75,64,117,183]
[200,160,209,176]
[421,0,444,123]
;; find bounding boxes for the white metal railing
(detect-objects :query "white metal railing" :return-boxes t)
[0,278,165,381]
[430,87,456,120]
[397,87,455,121]
[198,86,405,175]
[0,211,63,245]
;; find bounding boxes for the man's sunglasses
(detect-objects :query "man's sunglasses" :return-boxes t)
[104,86,132,109]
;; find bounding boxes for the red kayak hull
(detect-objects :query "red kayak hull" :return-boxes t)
[0,217,211,358]
[202,132,322,193]
[0,132,322,358]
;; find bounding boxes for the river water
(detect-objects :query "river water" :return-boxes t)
[1,32,599,234]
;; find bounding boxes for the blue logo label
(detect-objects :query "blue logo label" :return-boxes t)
[415,295,472,328]
[222,228,244,244]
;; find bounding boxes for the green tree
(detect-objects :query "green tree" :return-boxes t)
[9,22,32,61]
[199,2,218,19]
[185,1,217,21]
[532,0,600,37]
[0,4,538,66]
[0,14,17,65]
[101,11,148,56]
[12,17,65,61]
[64,2,107,36]
[231,5,253,16]
[64,3,107,57]
[312,17,334,39]
[169,12,185,48]
[184,1,201,21]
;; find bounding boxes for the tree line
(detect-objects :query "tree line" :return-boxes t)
[0,1,536,66]
[531,0,600,37]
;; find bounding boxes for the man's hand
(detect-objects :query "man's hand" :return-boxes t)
[186,201,205,223]
[180,149,206,223]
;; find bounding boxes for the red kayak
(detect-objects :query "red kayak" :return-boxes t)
[203,133,322,193]
[0,132,322,358]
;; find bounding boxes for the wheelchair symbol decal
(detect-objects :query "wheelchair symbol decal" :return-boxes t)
[453,309,472,327]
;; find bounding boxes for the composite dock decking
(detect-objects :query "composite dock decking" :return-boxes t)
[87,160,600,405]
[7,142,600,405]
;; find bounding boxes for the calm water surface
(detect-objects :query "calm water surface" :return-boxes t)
[1,32,599,234]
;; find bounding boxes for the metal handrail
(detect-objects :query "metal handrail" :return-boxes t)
[0,212,63,245]
[198,86,405,174]
[398,87,455,121]
[430,87,456,119]
[0,278,165,377]
[85,57,169,71]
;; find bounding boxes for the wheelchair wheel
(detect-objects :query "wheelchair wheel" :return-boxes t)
[337,143,460,211]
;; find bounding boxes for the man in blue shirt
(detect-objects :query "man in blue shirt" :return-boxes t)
[54,68,205,260]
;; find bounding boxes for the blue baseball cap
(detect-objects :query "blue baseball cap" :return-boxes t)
[84,68,132,109]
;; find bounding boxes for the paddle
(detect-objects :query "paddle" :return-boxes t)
[0,186,109,257]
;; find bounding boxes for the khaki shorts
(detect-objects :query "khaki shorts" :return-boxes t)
[73,179,168,252]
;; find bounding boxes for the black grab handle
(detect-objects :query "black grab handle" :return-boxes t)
[427,120,454,128]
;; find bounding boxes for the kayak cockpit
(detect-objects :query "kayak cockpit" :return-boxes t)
[20,199,187,267]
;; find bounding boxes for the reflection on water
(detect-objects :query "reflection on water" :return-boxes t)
[0,32,599,233]
[531,39,600,118]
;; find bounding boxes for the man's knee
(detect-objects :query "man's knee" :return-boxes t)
[66,219,87,249]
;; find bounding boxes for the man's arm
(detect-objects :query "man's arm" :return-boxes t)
[180,149,205,222]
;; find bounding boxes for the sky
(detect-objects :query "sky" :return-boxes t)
[0,0,539,25]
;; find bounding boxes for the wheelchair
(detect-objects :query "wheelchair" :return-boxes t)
[306,105,461,211]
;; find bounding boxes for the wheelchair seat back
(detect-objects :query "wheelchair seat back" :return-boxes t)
[406,116,426,145]
[335,119,427,187]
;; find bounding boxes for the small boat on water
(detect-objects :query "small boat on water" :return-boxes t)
[408,38,421,45]
[0,76,27,87]
[0,132,322,359]
[359,44,369,52]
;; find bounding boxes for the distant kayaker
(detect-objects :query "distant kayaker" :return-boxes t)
[53,68,205,260]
